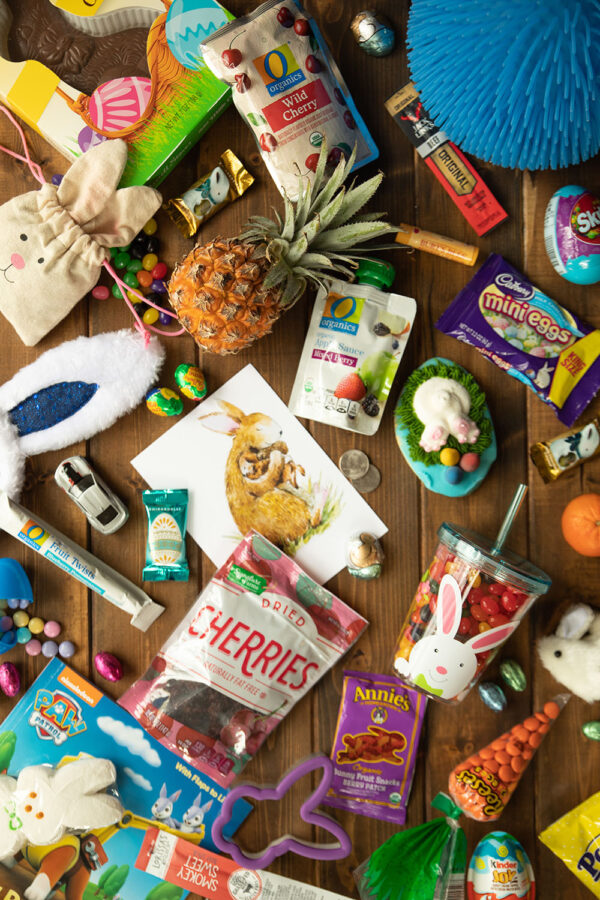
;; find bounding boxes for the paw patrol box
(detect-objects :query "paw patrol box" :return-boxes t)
[0,659,250,900]
[0,0,233,187]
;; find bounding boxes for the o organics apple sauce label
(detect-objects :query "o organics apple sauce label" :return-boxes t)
[289,279,416,435]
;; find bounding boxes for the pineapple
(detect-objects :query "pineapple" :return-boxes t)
[168,144,395,354]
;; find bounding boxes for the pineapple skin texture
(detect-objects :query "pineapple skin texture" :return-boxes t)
[168,238,284,354]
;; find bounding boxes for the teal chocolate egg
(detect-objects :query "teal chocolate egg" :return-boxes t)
[582,721,600,741]
[174,364,207,401]
[478,681,507,712]
[146,387,183,417]
[499,659,527,692]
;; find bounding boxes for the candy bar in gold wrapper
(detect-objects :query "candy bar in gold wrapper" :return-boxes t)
[165,150,254,237]
[530,417,600,482]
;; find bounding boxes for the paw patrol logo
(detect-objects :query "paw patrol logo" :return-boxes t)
[29,689,86,745]
[253,44,305,96]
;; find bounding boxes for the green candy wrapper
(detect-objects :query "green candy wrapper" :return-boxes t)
[354,793,466,900]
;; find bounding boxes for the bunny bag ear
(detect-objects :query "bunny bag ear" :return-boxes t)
[466,620,519,654]
[52,758,118,798]
[57,139,161,247]
[436,574,463,638]
[62,793,124,833]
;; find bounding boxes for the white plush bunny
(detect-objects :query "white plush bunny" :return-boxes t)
[397,574,519,700]
[538,603,600,702]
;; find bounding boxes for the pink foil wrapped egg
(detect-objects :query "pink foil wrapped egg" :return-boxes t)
[94,651,124,682]
[89,77,152,133]
[0,662,20,697]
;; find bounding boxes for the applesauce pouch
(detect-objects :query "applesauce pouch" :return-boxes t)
[200,0,378,199]
[289,261,416,435]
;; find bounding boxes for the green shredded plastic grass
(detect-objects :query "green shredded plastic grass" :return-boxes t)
[395,360,492,467]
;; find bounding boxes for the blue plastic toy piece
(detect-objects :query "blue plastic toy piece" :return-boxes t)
[0,559,33,605]
[0,629,17,654]
[407,0,600,170]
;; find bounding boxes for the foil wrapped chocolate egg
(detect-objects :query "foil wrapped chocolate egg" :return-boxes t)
[478,681,507,712]
[146,387,184,417]
[499,659,527,692]
[94,651,124,683]
[350,10,395,57]
[0,662,20,697]
[582,721,600,741]
[468,831,535,899]
[175,364,207,401]
[346,533,384,579]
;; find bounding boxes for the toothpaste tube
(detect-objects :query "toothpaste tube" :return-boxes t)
[136,828,354,900]
[0,491,163,631]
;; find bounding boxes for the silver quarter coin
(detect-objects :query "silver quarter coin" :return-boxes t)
[352,464,381,494]
[339,449,370,480]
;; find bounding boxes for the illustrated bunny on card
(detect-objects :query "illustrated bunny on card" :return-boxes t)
[151,784,181,829]
[180,793,213,834]
[396,575,519,700]
[0,137,161,346]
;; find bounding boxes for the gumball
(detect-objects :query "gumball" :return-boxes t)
[12,610,29,628]
[143,308,159,326]
[445,466,463,484]
[137,270,154,289]
[59,641,76,659]
[222,48,242,68]
[42,640,59,657]
[92,285,110,300]
[440,447,460,467]
[0,601,6,611]
[26,639,42,656]
[152,262,168,280]
[44,620,61,638]
[294,18,310,34]
[151,279,167,294]
[259,133,278,152]
[143,253,159,271]
[28,617,44,635]
[143,218,158,236]
[305,55,321,73]
[16,627,31,644]
[127,259,143,273]
[18,599,30,609]
[0,616,12,632]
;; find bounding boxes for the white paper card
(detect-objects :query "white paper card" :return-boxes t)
[132,365,387,584]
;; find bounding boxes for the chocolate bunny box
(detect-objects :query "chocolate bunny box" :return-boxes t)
[0,0,232,187]
[0,658,250,900]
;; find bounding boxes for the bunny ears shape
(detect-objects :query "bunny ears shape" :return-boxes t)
[211,754,351,869]
[437,574,519,652]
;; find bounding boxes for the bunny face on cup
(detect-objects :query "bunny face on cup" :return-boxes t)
[406,574,519,700]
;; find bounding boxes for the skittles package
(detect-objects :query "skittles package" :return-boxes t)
[323,671,426,824]
[539,791,600,896]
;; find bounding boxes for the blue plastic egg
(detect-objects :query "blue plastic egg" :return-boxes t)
[544,185,600,284]
[166,0,230,70]
[0,559,33,606]
[468,831,535,899]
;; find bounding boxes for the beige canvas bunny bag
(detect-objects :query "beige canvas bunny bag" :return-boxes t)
[0,131,161,346]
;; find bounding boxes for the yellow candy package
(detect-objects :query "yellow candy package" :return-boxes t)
[539,791,600,895]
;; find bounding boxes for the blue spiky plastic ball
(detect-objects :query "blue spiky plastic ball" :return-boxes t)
[407,0,600,170]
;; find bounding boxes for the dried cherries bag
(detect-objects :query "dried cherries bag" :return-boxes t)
[119,532,368,788]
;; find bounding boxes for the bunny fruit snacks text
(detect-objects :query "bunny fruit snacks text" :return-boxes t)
[120,532,368,788]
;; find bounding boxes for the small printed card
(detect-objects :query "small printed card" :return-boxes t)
[132,364,387,583]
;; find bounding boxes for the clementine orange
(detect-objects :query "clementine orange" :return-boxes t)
[561,493,600,556]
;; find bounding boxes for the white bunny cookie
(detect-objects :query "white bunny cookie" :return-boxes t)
[0,138,161,346]
[397,574,519,700]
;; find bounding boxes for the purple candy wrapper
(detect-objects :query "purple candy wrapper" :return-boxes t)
[436,254,600,426]
[323,671,426,824]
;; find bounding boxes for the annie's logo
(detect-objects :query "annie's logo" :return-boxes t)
[354,683,410,712]
[28,689,86,745]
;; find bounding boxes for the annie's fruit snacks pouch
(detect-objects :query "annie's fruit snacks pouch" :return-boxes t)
[289,261,416,435]
[119,531,368,789]
[449,695,569,822]
[539,791,600,896]
[436,253,600,426]
[354,792,467,900]
[323,671,426,825]
[201,0,379,199]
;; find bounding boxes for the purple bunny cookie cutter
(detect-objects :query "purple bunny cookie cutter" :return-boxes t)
[211,754,351,869]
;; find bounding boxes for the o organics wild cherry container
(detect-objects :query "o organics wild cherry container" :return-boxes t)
[393,522,551,704]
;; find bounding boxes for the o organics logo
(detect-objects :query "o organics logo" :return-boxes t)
[320,293,365,335]
[17,518,49,551]
[253,44,305,96]
[29,689,86,745]
[571,192,600,243]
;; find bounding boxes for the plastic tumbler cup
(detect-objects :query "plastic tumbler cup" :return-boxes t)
[392,522,551,703]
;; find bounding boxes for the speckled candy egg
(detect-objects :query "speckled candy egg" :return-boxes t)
[544,185,600,284]
[165,0,229,70]
[146,387,184,417]
[89,77,152,133]
[0,662,20,697]
[95,651,124,683]
[467,831,535,899]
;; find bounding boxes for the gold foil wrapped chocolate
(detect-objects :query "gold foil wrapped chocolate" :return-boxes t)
[166,150,254,237]
[530,417,600,482]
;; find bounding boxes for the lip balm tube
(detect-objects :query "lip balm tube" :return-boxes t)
[0,491,163,631]
[394,224,479,266]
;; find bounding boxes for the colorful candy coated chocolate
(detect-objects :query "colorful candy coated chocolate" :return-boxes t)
[478,681,507,712]
[95,651,124,682]
[467,831,535,899]
[89,77,152,132]
[16,627,31,644]
[174,364,207,400]
[0,616,12,632]
[28,616,44,635]
[499,659,527,692]
[42,640,59,658]
[545,186,600,285]
[25,639,42,656]
[59,640,76,659]
[0,662,20,698]
[12,610,28,627]
[146,387,184,417]
[44,620,61,638]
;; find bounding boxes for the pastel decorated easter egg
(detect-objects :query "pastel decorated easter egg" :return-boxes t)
[146,387,184,417]
[94,651,124,683]
[166,0,230,70]
[545,185,600,285]
[89,77,152,133]
[467,831,535,899]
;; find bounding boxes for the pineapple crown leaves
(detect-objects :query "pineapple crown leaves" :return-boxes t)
[239,142,397,307]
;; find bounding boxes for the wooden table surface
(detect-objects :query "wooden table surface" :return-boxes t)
[0,2,598,898]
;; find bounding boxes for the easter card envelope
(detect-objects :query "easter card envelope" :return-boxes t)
[0,658,251,900]
[131,364,387,584]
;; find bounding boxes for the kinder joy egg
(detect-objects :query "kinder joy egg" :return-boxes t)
[166,0,230,70]
[467,831,535,900]
[89,77,152,133]
[544,185,600,285]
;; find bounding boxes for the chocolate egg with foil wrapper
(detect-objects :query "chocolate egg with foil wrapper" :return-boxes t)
[94,652,124,683]
[146,387,184,417]
[467,831,535,899]
[175,364,207,401]
[0,662,20,697]
[346,532,384,579]
[499,659,527,692]
[350,10,396,57]
[478,681,507,712]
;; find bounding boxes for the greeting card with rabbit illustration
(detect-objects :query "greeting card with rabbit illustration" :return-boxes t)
[132,365,386,584]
